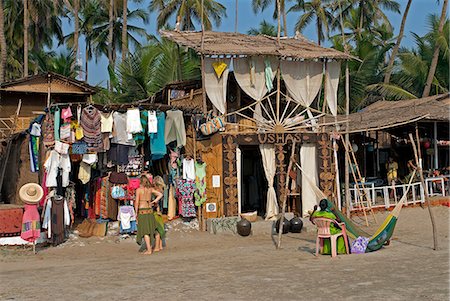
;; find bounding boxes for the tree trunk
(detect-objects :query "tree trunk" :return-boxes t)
[73,0,80,71]
[317,19,321,46]
[384,0,412,84]
[281,0,288,37]
[0,0,7,82]
[121,0,128,63]
[23,0,29,77]
[422,0,448,97]
[108,0,114,67]
[85,44,88,82]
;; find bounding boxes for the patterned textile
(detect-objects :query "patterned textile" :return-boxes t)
[175,178,197,217]
[80,107,103,152]
[194,162,207,206]
[43,113,55,147]
[100,177,109,219]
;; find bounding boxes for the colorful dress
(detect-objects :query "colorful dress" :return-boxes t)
[21,204,41,242]
[194,162,207,206]
[175,178,197,217]
[312,210,347,255]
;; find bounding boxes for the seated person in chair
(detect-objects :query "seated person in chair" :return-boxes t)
[310,199,347,255]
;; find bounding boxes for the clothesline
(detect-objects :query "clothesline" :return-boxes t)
[48,102,202,116]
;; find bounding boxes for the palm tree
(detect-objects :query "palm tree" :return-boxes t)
[0,0,7,82]
[111,38,200,102]
[32,49,81,78]
[423,0,448,97]
[252,0,291,36]
[149,0,227,31]
[108,0,114,73]
[65,0,105,81]
[122,0,128,62]
[23,0,29,76]
[248,20,278,36]
[289,0,335,45]
[384,0,412,84]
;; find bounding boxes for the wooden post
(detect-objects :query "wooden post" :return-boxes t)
[344,62,350,218]
[409,133,438,250]
[47,74,51,108]
[277,141,296,249]
[433,121,438,169]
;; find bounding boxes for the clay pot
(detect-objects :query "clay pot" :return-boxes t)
[237,218,252,236]
[275,217,290,234]
[290,217,303,233]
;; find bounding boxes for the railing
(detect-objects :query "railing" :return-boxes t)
[0,117,32,139]
[348,176,447,211]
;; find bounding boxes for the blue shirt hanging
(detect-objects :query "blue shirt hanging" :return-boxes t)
[149,112,167,160]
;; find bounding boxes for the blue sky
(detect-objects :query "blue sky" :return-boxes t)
[63,0,443,87]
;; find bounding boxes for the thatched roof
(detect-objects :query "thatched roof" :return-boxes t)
[334,94,450,133]
[0,72,97,95]
[160,30,356,60]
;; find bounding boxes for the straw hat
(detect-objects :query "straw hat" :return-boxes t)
[19,183,44,204]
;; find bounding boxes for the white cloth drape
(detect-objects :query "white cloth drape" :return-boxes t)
[204,58,231,114]
[259,144,278,220]
[325,61,341,116]
[233,57,277,101]
[280,61,323,107]
[300,144,319,217]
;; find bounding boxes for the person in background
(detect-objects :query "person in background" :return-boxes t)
[135,175,163,255]
[386,157,398,198]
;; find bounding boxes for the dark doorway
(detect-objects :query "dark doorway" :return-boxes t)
[240,146,268,217]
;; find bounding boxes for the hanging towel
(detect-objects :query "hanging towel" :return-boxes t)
[165,110,186,148]
[264,59,274,91]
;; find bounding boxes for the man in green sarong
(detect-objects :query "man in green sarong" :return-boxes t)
[310,199,347,255]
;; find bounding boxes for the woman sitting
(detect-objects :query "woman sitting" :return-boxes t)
[310,199,347,255]
[135,175,163,255]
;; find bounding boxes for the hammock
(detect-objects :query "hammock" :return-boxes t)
[296,162,416,252]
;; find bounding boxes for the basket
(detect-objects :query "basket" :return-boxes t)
[240,211,258,222]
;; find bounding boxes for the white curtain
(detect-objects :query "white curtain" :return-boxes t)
[259,144,278,220]
[280,60,323,107]
[300,144,319,217]
[325,61,341,116]
[233,56,277,100]
[204,58,231,114]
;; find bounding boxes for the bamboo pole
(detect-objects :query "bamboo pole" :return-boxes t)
[277,141,296,249]
[344,62,350,218]
[409,133,438,250]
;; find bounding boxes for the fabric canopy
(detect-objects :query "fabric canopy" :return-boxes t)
[233,56,278,101]
[280,61,323,107]
[204,57,231,114]
[325,61,341,116]
[259,144,278,220]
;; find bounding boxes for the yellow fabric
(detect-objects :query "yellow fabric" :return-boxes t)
[212,61,227,78]
[370,214,393,240]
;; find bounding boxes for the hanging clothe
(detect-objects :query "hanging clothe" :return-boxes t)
[21,204,41,242]
[165,110,186,148]
[126,108,143,134]
[150,112,166,160]
[111,112,136,146]
[29,123,41,173]
[259,144,278,220]
[264,58,274,91]
[78,162,91,184]
[194,162,207,206]
[80,106,103,152]
[175,178,197,218]
[133,110,148,146]
[54,107,61,142]
[182,158,195,180]
[44,150,71,188]
[42,196,70,245]
[43,113,55,147]
[148,111,158,133]
[325,61,341,116]
[100,112,114,133]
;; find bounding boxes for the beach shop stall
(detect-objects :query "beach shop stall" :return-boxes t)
[159,30,356,221]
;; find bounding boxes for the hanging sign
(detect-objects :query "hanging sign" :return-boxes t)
[257,133,304,144]
[212,175,221,188]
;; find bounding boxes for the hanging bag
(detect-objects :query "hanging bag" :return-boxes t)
[199,111,225,136]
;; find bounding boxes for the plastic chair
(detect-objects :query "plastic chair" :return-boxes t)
[312,217,350,258]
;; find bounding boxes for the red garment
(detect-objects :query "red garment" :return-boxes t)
[40,172,48,207]
[21,204,41,242]
[95,178,101,216]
